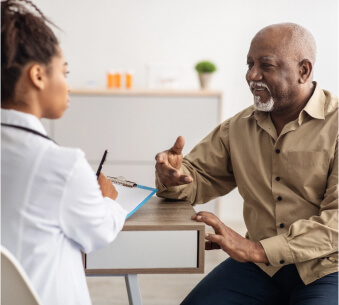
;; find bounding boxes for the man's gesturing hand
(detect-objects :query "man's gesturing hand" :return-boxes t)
[155,136,193,187]
[192,212,269,264]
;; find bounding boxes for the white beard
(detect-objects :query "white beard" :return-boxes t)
[253,95,275,112]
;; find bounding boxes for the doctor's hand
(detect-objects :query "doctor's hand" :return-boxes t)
[98,173,118,200]
[192,212,269,264]
[155,136,193,187]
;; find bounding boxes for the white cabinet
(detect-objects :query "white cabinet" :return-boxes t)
[42,89,222,214]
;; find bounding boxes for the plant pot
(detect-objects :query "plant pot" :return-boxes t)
[198,73,212,89]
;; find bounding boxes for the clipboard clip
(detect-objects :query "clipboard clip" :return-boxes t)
[107,176,137,188]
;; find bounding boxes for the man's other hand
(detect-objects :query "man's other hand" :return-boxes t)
[155,136,193,187]
[192,211,269,264]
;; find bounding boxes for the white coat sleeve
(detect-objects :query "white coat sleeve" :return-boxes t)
[58,154,128,254]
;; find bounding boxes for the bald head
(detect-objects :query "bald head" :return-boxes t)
[253,23,317,66]
[246,23,317,114]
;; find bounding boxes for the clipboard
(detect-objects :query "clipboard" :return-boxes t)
[108,176,157,219]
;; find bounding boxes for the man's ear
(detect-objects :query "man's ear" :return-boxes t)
[28,64,47,90]
[298,59,313,84]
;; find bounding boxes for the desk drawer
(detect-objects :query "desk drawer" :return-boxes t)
[86,231,199,274]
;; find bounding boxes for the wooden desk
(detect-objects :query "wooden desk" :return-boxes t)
[84,197,205,275]
[84,197,205,305]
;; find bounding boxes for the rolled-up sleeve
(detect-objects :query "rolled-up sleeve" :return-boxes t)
[59,154,128,254]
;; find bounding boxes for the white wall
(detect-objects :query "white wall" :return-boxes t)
[34,0,338,222]
[35,0,338,115]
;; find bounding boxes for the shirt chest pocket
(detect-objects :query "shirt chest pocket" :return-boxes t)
[287,151,329,202]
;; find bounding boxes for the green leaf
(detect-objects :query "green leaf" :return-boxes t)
[195,61,217,73]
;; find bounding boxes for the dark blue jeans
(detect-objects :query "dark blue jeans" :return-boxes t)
[181,257,338,305]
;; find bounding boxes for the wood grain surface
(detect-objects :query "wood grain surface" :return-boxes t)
[85,197,205,275]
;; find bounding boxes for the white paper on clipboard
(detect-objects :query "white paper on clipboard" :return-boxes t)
[112,182,157,219]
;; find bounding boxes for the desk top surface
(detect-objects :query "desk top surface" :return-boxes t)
[123,196,204,231]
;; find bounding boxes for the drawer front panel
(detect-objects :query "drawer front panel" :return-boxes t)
[87,231,198,269]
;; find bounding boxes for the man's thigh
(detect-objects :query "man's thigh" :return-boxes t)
[181,257,282,305]
[289,272,338,305]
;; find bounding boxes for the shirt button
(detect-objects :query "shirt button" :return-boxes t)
[280,260,285,264]
[265,263,270,266]
[277,196,282,201]
[275,176,281,181]
[276,149,280,154]
[280,223,285,228]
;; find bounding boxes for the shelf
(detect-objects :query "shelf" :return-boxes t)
[70,88,222,97]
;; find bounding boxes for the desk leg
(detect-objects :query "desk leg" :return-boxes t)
[125,274,143,305]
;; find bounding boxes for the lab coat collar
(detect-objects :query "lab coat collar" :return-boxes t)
[1,109,48,136]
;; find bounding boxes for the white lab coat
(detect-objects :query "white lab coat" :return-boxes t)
[1,109,127,305]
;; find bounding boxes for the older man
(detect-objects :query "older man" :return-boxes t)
[155,23,338,305]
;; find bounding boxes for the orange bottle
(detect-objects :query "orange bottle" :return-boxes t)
[125,71,134,89]
[107,71,115,89]
[115,71,121,88]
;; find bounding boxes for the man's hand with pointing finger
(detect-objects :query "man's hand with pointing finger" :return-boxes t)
[155,136,193,187]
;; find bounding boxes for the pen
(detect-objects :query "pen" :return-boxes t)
[107,176,137,188]
[96,149,108,179]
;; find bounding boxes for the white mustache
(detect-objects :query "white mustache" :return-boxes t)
[250,81,271,93]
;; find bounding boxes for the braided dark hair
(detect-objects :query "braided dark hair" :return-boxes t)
[1,0,59,103]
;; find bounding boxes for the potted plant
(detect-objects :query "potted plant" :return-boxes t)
[195,60,217,89]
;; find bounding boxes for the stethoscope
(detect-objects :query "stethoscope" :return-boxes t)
[1,123,56,144]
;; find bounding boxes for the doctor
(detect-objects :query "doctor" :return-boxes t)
[1,1,127,304]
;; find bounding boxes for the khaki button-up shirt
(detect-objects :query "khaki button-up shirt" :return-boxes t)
[156,83,338,285]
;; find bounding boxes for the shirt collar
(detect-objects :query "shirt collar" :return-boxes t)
[242,108,266,121]
[1,109,47,135]
[242,108,256,119]
[299,82,325,122]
